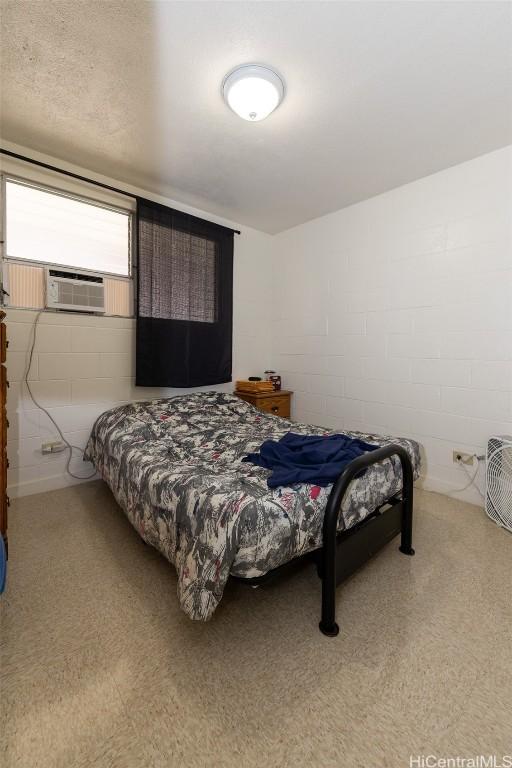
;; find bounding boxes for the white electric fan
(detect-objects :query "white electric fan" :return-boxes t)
[486,436,512,532]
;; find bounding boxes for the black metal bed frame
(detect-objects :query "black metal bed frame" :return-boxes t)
[234,444,415,637]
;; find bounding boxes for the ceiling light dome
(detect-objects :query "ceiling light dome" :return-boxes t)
[223,64,285,122]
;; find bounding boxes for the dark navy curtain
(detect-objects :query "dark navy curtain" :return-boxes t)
[136,198,234,387]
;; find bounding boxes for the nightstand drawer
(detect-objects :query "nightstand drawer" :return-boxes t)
[257,396,290,418]
[234,389,292,419]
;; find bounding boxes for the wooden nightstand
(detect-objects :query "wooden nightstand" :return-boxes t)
[234,389,293,418]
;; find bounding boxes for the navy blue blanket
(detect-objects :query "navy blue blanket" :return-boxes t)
[242,432,379,488]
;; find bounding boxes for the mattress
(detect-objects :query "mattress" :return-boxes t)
[85,392,420,621]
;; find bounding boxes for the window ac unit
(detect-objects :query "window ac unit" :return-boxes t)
[46,268,105,313]
[486,435,512,532]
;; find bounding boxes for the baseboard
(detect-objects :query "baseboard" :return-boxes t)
[7,472,98,499]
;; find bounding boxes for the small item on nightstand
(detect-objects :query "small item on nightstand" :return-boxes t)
[264,370,281,391]
[248,376,262,381]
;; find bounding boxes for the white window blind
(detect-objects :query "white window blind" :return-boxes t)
[5,179,131,276]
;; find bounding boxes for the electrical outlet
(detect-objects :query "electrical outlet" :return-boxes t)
[41,440,67,454]
[453,451,475,466]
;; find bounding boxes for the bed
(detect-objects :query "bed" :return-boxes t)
[85,392,420,636]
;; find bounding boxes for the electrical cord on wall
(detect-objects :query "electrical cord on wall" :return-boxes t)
[450,454,485,500]
[24,310,97,480]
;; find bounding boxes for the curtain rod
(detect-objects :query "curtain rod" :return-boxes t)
[0,148,241,235]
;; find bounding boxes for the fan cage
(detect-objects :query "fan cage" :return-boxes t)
[486,435,512,532]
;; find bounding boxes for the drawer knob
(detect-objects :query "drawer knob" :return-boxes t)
[271,405,279,413]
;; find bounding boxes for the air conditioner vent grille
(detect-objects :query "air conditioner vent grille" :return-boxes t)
[46,268,105,313]
[57,281,104,308]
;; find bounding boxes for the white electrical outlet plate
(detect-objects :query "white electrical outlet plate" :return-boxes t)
[453,451,474,466]
[41,441,66,454]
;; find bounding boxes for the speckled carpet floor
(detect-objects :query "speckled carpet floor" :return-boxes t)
[1,481,510,768]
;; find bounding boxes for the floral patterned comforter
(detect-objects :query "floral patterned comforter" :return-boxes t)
[85,392,420,621]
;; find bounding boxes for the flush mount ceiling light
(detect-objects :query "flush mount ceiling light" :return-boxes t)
[222,64,285,122]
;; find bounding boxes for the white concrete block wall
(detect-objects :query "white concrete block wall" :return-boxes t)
[272,146,512,506]
[6,311,132,495]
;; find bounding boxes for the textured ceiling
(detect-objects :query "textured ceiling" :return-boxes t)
[1,1,511,233]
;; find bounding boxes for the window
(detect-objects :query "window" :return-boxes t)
[4,178,131,276]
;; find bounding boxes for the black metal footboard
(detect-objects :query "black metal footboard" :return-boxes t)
[318,444,415,637]
[230,444,415,637]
